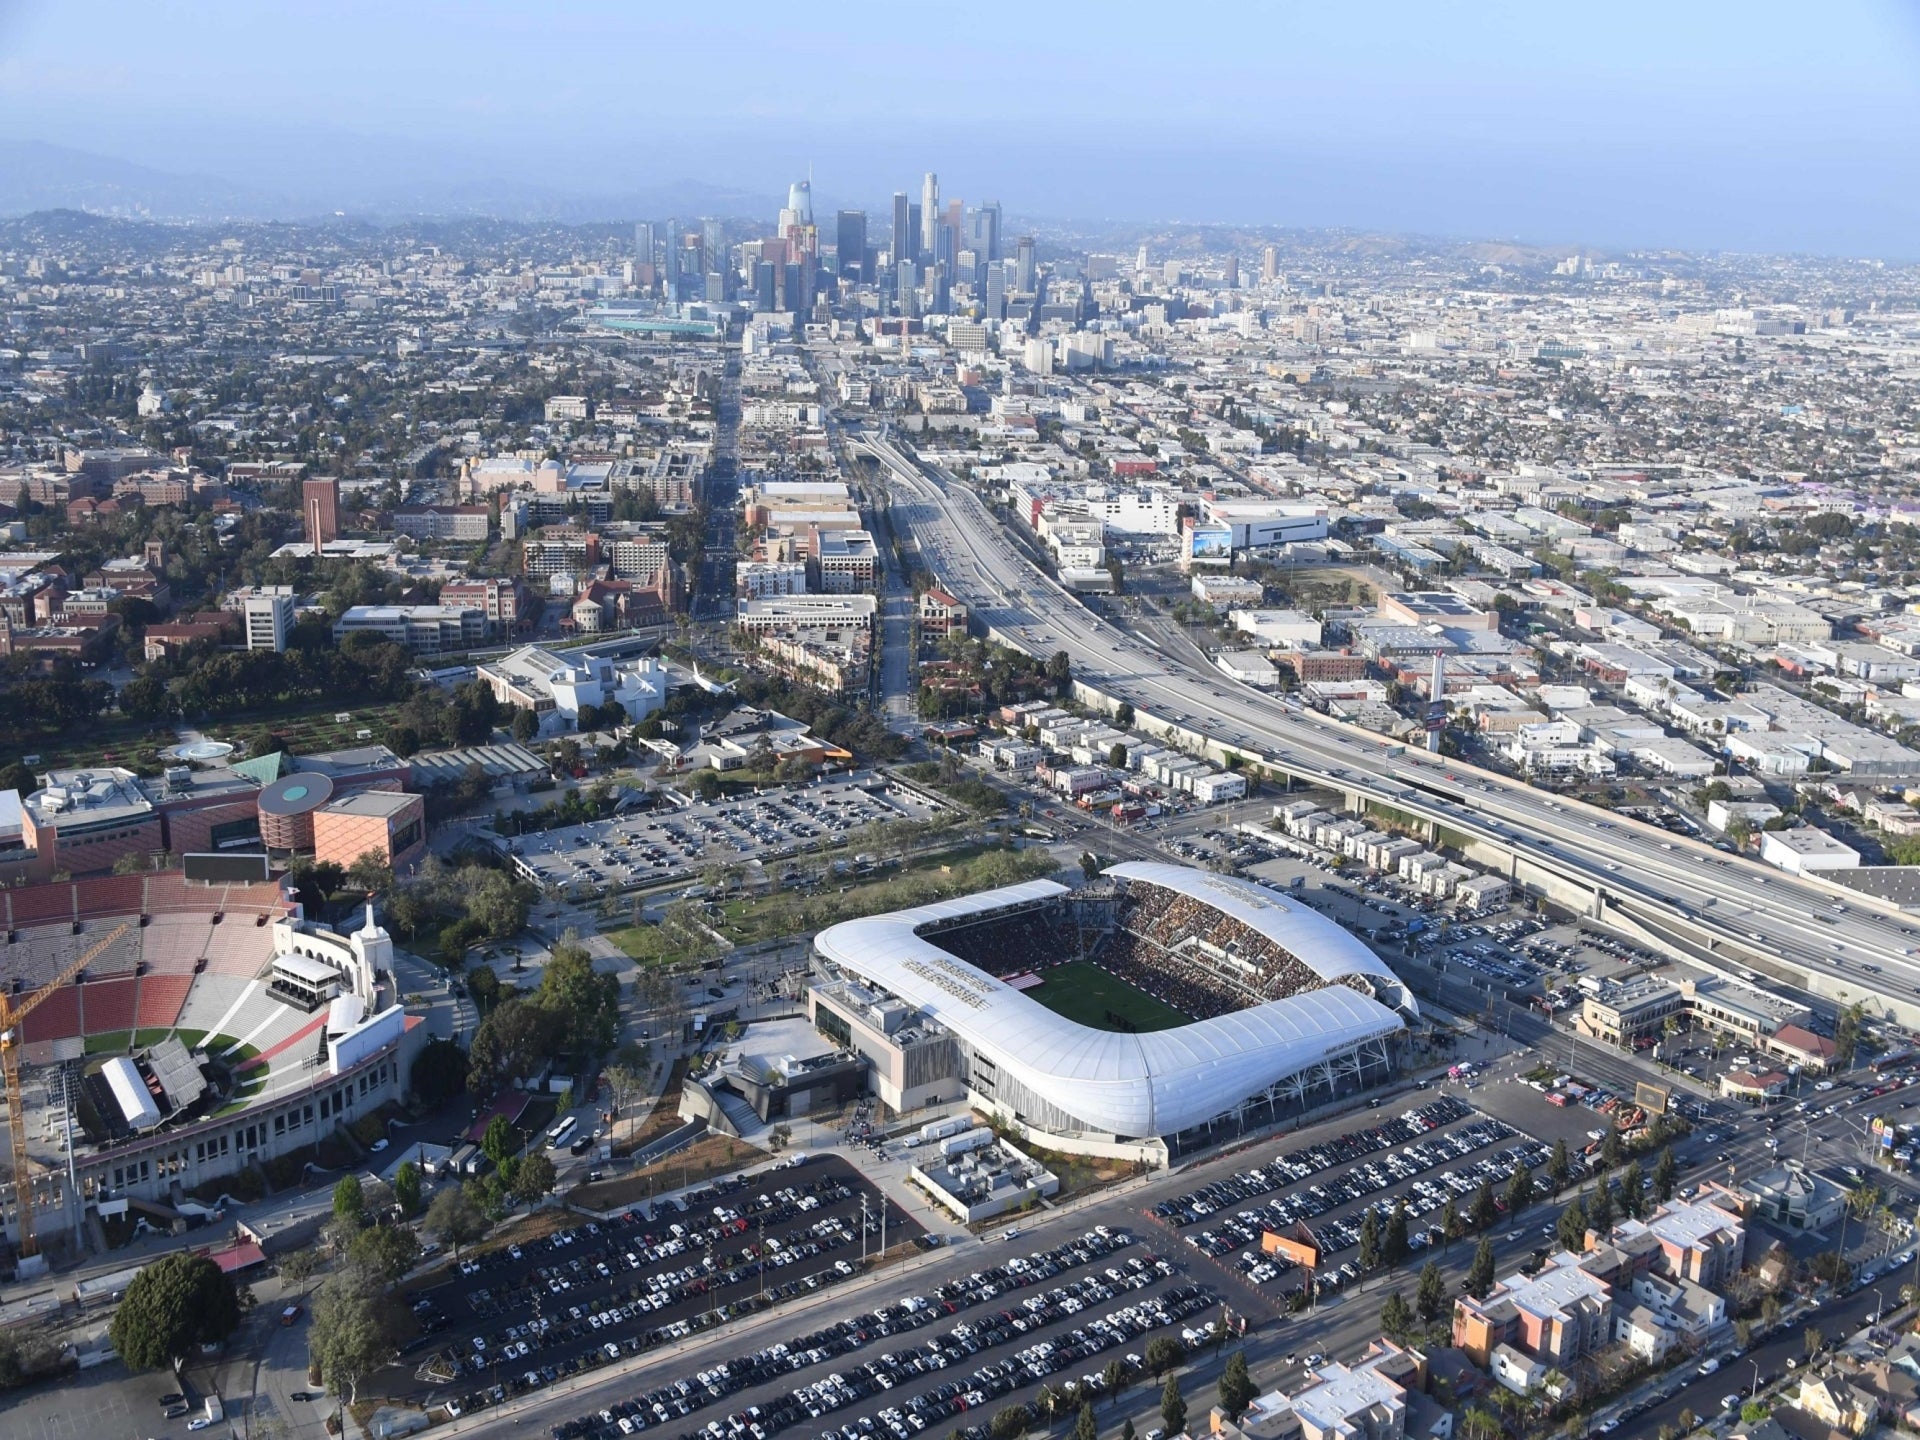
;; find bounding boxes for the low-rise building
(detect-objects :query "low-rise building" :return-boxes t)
[333,604,487,656]
[311,790,426,876]
[1452,1249,1612,1370]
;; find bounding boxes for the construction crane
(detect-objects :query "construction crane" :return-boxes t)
[0,922,131,1258]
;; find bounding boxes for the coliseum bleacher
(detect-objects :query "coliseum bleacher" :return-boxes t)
[0,876,286,1056]
[916,878,1345,1027]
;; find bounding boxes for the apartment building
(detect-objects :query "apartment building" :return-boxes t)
[1452,1249,1612,1371]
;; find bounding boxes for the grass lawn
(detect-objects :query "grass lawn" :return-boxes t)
[1025,962,1192,1033]
[0,697,413,777]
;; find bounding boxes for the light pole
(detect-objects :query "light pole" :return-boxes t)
[1749,1358,1761,1401]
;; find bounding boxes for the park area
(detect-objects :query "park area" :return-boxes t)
[1024,961,1192,1033]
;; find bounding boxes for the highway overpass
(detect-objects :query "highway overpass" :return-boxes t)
[854,425,1920,1030]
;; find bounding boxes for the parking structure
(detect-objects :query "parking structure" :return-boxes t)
[1151,1095,1564,1305]
[547,1225,1221,1440]
[391,1156,922,1413]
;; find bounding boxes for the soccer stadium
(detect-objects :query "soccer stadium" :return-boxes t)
[0,870,422,1258]
[811,861,1417,1164]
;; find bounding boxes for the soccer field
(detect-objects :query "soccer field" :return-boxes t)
[1026,961,1192,1033]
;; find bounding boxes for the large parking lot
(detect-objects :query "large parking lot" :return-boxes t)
[1150,1094,1563,1307]
[506,778,942,897]
[546,1225,1216,1440]
[387,1155,924,1418]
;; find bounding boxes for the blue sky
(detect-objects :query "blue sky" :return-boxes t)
[2,0,1918,253]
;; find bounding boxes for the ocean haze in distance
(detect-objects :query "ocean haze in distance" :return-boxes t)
[0,0,1916,256]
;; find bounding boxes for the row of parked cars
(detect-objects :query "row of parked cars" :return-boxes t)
[548,1229,1168,1440]
[1151,1094,1476,1227]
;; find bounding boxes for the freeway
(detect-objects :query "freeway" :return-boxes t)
[852,425,1920,1026]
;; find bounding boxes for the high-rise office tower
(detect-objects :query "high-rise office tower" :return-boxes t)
[1014,236,1036,294]
[1135,244,1150,274]
[702,219,726,275]
[634,221,655,263]
[754,262,776,313]
[785,179,813,228]
[974,200,1002,262]
[1262,245,1280,283]
[836,210,867,280]
[1223,255,1239,288]
[664,216,682,299]
[985,262,1006,321]
[303,477,339,554]
[891,192,912,264]
[920,172,939,259]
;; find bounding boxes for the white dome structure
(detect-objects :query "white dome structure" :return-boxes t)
[813,862,1413,1157]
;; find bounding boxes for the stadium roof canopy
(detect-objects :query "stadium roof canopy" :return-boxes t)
[814,863,1414,1140]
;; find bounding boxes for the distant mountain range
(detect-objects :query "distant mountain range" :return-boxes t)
[0,139,778,224]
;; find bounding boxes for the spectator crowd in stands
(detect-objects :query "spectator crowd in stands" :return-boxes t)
[919,881,1352,1027]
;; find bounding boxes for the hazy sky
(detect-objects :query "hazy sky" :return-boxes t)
[2,0,1919,253]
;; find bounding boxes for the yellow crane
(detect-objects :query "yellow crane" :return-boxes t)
[0,922,132,1257]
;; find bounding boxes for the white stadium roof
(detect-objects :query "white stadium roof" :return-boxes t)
[814,864,1412,1139]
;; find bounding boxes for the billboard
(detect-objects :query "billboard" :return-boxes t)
[1634,1081,1671,1115]
[327,1005,406,1076]
[183,853,270,885]
[1187,522,1233,562]
[1261,1223,1320,1268]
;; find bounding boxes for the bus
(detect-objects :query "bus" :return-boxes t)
[546,1116,578,1150]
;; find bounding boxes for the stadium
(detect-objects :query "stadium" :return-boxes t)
[811,861,1417,1163]
[0,869,421,1259]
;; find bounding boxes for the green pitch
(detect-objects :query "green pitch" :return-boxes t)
[1025,961,1192,1033]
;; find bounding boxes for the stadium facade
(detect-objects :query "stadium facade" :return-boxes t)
[0,872,424,1249]
[812,861,1416,1164]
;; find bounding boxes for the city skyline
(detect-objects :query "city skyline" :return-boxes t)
[0,1,1917,257]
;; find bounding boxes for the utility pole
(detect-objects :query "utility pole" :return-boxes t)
[758,1215,767,1302]
[860,1195,869,1267]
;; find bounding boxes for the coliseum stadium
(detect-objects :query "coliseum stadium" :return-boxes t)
[0,871,420,1257]
[812,861,1416,1163]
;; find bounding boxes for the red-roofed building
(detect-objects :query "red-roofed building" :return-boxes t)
[918,587,969,638]
[1766,1023,1840,1075]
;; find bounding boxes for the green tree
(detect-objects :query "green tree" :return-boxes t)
[1145,1336,1185,1379]
[279,1247,323,1296]
[535,933,622,1059]
[1618,1159,1646,1220]
[1383,1200,1410,1268]
[108,1253,240,1370]
[1218,1351,1255,1421]
[1073,1403,1097,1440]
[1358,1208,1381,1270]
[1504,1166,1533,1218]
[393,1160,422,1218]
[1556,1196,1589,1252]
[1835,1002,1865,1068]
[1380,1291,1415,1343]
[512,1150,557,1203]
[467,997,558,1091]
[1440,1196,1459,1249]
[332,1174,365,1227]
[1652,1146,1677,1202]
[1470,1178,1497,1233]
[308,1264,401,1406]
[349,1224,420,1283]
[424,1185,488,1256]
[346,850,394,895]
[511,706,541,744]
[989,1407,1028,1440]
[1103,1359,1128,1407]
[1160,1373,1186,1439]
[1547,1138,1572,1192]
[1465,1236,1497,1299]
[1416,1260,1447,1322]
[1114,701,1135,728]
[1588,1180,1615,1236]
[481,1113,519,1168]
